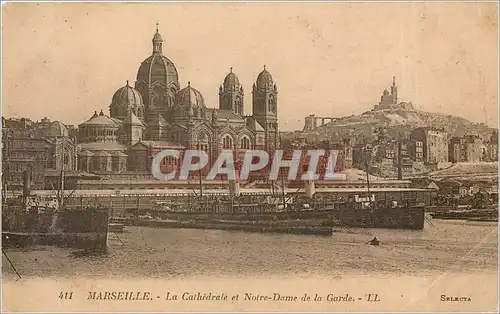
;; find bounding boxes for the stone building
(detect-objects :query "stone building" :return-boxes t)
[449,135,483,163]
[77,26,279,176]
[407,139,424,163]
[485,131,499,162]
[410,127,448,164]
[2,117,76,191]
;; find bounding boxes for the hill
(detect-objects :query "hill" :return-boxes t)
[310,107,495,141]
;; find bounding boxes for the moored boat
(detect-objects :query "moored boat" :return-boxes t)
[430,209,498,221]
[2,170,109,252]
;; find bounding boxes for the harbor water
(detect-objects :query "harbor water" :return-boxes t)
[2,219,497,279]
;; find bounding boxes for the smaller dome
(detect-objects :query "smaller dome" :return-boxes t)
[47,121,69,137]
[111,82,143,108]
[256,66,273,89]
[223,68,240,88]
[110,82,144,121]
[175,82,206,108]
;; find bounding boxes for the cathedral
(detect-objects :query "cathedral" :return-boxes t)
[77,26,280,174]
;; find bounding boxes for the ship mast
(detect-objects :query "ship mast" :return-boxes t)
[279,135,286,210]
[59,137,65,210]
[280,170,286,210]
[2,131,9,202]
[198,140,203,198]
[363,141,372,208]
[198,166,203,198]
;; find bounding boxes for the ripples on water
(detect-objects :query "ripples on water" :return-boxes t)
[2,220,498,279]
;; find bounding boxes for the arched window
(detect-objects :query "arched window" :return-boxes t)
[222,135,233,149]
[235,96,243,114]
[196,132,210,152]
[240,136,251,150]
[268,95,276,113]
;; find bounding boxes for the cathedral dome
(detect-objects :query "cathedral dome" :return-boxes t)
[256,66,274,89]
[175,82,206,109]
[110,81,145,120]
[136,54,179,88]
[112,81,143,107]
[223,68,240,89]
[136,27,179,89]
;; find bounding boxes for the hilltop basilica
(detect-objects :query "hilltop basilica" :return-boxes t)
[77,26,279,173]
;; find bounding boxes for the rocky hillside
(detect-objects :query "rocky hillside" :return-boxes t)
[312,108,495,140]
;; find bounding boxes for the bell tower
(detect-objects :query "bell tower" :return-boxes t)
[219,67,244,115]
[252,65,279,151]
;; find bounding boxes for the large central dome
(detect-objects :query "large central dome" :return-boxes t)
[136,54,179,88]
[136,27,180,90]
[135,26,181,122]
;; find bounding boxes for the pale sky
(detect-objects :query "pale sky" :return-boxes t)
[2,2,498,131]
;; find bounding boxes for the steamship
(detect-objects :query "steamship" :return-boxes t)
[147,182,426,230]
[2,170,110,252]
[141,146,426,231]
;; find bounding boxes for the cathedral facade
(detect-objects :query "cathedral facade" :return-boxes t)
[77,27,279,175]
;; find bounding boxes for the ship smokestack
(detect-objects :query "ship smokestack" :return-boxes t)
[228,179,240,198]
[304,170,316,199]
[229,160,241,198]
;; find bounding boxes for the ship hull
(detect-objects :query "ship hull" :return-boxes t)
[2,204,109,252]
[135,219,333,236]
[2,231,108,251]
[430,209,498,221]
[331,206,425,229]
[148,205,426,230]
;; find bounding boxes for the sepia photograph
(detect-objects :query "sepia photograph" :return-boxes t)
[1,1,498,312]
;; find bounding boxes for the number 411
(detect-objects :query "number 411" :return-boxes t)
[59,292,73,300]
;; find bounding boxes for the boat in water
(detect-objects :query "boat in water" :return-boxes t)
[141,170,426,231]
[430,208,498,221]
[2,170,109,252]
[147,193,425,230]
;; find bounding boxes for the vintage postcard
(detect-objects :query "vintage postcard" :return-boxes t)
[1,1,498,312]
